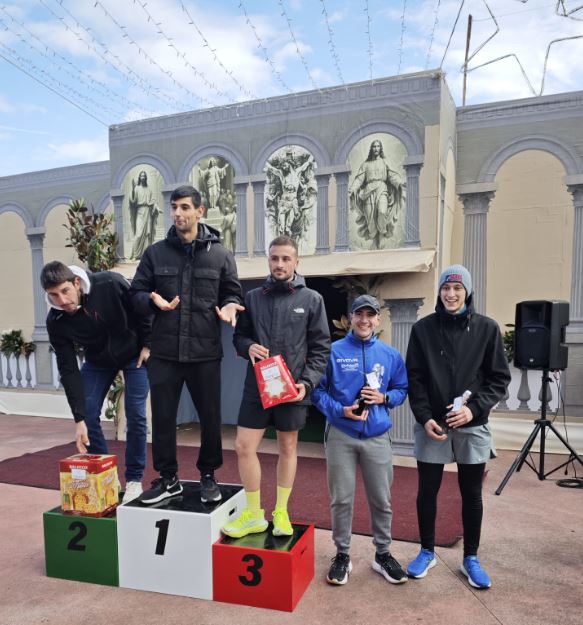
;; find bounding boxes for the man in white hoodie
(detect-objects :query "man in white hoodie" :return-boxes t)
[41,261,151,503]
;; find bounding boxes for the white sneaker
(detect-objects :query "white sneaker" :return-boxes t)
[122,481,143,504]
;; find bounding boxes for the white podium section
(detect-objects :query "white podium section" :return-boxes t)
[117,481,245,599]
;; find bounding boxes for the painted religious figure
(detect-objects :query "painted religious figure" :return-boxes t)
[190,156,236,250]
[264,145,317,254]
[348,135,406,250]
[122,166,164,261]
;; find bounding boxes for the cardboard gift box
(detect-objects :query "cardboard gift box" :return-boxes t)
[59,454,118,517]
[254,355,299,409]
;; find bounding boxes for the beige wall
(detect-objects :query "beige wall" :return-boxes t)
[44,203,81,267]
[0,212,34,339]
[487,150,573,328]
[419,124,440,250]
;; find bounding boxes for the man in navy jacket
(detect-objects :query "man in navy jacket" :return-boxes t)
[312,294,408,587]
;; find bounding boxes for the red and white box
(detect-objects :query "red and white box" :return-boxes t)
[59,454,118,517]
[213,523,314,612]
[254,355,299,409]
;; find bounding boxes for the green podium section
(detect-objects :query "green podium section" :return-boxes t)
[43,507,118,586]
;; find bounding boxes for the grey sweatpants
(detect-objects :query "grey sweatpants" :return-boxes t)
[325,424,394,554]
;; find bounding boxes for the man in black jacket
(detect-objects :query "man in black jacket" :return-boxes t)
[221,235,330,538]
[41,261,151,503]
[130,185,244,505]
[405,264,510,589]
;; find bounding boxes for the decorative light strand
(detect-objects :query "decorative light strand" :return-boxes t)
[425,0,441,69]
[319,0,344,84]
[178,1,257,100]
[397,0,408,75]
[277,0,319,90]
[132,0,234,102]
[364,0,373,80]
[92,0,214,108]
[237,0,292,93]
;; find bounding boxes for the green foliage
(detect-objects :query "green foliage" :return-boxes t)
[64,198,118,272]
[104,373,124,421]
[0,330,35,357]
[503,324,515,363]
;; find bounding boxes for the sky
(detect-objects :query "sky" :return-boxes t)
[1,0,582,177]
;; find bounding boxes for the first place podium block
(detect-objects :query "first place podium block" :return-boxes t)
[213,523,314,612]
[117,481,245,599]
[43,506,119,586]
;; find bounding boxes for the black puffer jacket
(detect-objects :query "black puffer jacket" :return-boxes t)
[47,270,151,422]
[130,223,242,362]
[233,273,331,405]
[406,294,511,427]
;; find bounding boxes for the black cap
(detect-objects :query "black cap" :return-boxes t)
[351,294,381,314]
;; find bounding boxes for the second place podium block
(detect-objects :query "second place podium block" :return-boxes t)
[117,481,245,599]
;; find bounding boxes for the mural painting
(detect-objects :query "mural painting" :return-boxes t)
[348,134,406,250]
[190,156,236,253]
[122,165,164,261]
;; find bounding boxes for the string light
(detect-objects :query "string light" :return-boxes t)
[397,0,408,75]
[319,0,344,85]
[425,0,441,69]
[363,0,373,81]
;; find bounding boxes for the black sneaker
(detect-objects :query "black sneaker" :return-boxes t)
[139,475,183,505]
[200,473,222,503]
[326,553,352,585]
[372,552,408,584]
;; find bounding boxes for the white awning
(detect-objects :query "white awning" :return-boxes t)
[236,248,436,280]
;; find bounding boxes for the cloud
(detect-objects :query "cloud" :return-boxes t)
[46,136,109,163]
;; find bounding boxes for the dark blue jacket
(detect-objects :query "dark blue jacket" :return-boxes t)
[312,332,408,439]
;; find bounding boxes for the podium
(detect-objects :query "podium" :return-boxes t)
[117,481,245,599]
[213,523,314,611]
[43,506,119,586]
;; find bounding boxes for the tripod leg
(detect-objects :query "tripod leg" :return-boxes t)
[495,422,542,495]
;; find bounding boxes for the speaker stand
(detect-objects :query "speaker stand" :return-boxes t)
[495,370,583,495]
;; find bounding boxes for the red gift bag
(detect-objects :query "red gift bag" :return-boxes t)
[254,354,299,409]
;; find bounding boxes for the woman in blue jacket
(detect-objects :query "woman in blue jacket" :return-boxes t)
[312,295,408,587]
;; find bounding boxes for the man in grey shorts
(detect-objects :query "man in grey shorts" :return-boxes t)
[405,264,510,589]
[221,235,330,539]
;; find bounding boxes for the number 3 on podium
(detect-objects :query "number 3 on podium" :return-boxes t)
[239,554,263,586]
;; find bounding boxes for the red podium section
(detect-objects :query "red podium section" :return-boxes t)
[213,523,314,612]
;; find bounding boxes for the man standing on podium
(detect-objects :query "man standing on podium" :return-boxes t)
[130,185,243,505]
[221,235,330,538]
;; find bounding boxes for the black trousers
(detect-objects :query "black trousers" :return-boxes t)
[147,356,223,478]
[416,460,486,557]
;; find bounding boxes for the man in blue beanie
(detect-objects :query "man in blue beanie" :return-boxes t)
[405,264,510,589]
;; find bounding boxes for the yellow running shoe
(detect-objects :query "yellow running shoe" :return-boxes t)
[221,508,268,538]
[272,508,293,536]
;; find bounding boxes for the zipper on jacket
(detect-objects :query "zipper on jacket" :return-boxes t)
[359,341,366,439]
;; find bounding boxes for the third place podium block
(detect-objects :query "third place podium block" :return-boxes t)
[117,481,245,599]
[213,523,315,612]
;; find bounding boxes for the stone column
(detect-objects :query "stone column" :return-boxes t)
[403,157,423,247]
[252,179,266,256]
[110,190,125,260]
[315,173,330,255]
[234,181,249,257]
[385,297,424,455]
[460,190,495,315]
[334,171,350,252]
[26,227,52,389]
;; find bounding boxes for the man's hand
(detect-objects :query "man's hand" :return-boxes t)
[343,404,368,421]
[290,382,306,402]
[137,346,150,368]
[248,343,269,364]
[151,292,179,311]
[445,405,474,429]
[424,418,448,441]
[75,421,90,454]
[216,302,245,327]
[360,386,385,405]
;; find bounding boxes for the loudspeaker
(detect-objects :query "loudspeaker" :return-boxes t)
[514,300,569,370]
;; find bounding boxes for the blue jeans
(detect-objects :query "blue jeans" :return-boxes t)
[81,358,149,482]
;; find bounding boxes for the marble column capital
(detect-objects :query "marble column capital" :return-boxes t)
[459,191,495,215]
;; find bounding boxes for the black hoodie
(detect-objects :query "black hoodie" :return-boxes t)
[130,223,243,362]
[406,292,511,427]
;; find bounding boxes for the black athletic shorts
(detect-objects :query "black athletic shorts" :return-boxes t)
[238,400,308,432]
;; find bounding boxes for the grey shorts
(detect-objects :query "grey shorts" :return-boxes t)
[413,422,497,464]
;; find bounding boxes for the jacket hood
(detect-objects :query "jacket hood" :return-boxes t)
[262,272,306,293]
[166,222,221,249]
[45,265,91,311]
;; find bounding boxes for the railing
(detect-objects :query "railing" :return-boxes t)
[0,352,37,388]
